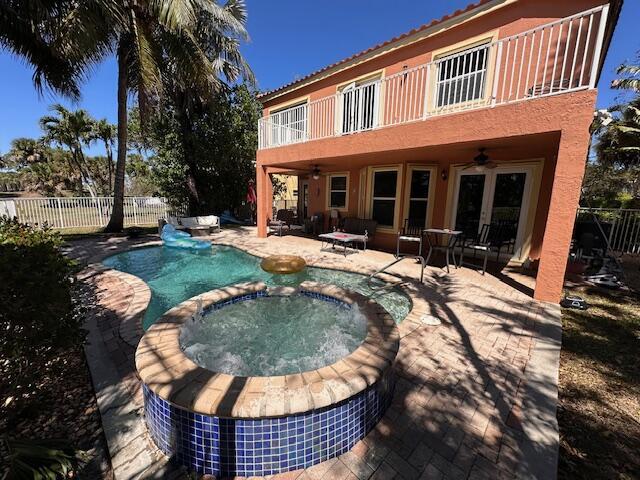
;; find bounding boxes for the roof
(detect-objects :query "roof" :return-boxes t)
[257,0,499,102]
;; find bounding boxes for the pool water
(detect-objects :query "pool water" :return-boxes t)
[180,295,368,376]
[102,245,411,329]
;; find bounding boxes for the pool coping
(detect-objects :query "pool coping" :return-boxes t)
[81,264,150,348]
[72,231,561,479]
[135,281,400,418]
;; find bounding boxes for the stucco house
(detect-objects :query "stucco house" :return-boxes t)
[255,0,622,303]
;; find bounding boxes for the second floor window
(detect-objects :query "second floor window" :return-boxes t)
[341,79,380,134]
[270,102,307,145]
[435,43,489,108]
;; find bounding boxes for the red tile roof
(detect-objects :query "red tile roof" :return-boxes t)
[257,0,496,101]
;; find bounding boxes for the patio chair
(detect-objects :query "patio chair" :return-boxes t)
[396,219,424,259]
[329,209,341,231]
[268,209,295,236]
[342,217,377,250]
[459,222,512,274]
[304,212,324,235]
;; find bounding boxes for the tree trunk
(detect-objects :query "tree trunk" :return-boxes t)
[70,147,97,198]
[105,141,113,193]
[175,98,201,214]
[76,145,98,198]
[105,42,128,232]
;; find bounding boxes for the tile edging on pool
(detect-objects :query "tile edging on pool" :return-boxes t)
[79,263,150,348]
[135,281,400,419]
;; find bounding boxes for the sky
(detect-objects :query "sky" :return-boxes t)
[0,0,638,156]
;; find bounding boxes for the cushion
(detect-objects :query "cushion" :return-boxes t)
[195,215,220,227]
[179,217,199,228]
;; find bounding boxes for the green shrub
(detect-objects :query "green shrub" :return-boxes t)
[3,437,86,479]
[0,218,84,371]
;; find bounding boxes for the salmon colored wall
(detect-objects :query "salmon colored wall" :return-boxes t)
[306,166,362,232]
[261,0,605,114]
[302,134,560,256]
[256,0,606,303]
[257,90,598,302]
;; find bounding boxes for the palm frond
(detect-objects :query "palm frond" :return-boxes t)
[0,1,83,98]
[616,63,640,76]
[612,78,640,92]
[149,0,198,32]
[612,61,640,93]
[197,0,249,40]
[126,16,164,123]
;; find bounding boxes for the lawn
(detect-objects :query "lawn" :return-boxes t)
[558,256,640,479]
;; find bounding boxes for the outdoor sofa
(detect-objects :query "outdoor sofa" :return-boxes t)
[165,215,221,235]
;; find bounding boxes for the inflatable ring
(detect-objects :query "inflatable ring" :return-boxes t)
[260,255,306,274]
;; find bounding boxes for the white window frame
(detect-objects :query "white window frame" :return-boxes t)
[403,165,436,229]
[269,101,308,145]
[326,173,349,210]
[368,166,403,232]
[339,77,381,135]
[433,41,491,110]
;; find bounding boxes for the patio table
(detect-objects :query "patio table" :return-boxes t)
[318,231,367,256]
[423,228,462,273]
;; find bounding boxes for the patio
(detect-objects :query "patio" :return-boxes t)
[68,227,561,480]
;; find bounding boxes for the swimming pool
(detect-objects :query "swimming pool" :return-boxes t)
[102,245,411,329]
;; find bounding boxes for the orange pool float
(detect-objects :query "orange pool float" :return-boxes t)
[260,255,306,274]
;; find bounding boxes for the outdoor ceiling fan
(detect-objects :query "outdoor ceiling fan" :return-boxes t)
[461,148,498,171]
[309,163,339,180]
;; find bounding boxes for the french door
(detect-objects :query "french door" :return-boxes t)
[451,166,533,260]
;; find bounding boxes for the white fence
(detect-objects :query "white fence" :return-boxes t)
[577,207,640,255]
[258,5,608,149]
[0,196,181,230]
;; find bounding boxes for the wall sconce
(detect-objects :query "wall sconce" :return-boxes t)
[441,168,448,181]
[312,166,320,180]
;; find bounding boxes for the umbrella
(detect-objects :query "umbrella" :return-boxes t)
[247,180,257,204]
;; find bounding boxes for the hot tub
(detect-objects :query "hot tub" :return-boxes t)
[135,281,399,477]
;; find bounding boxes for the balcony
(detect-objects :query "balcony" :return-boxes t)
[258,5,608,150]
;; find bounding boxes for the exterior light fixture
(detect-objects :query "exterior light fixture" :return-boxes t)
[312,166,320,180]
[441,168,448,181]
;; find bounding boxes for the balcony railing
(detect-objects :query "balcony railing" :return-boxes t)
[258,5,609,150]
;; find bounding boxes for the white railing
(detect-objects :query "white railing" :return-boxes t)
[258,5,608,149]
[0,196,182,230]
[577,207,640,255]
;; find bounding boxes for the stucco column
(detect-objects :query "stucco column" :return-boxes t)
[534,128,591,303]
[256,165,272,238]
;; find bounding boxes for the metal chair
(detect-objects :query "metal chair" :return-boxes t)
[460,222,511,274]
[396,219,424,259]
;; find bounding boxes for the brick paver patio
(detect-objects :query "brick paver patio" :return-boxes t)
[67,227,561,480]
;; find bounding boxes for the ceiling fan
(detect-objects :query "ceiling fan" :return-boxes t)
[461,148,497,171]
[309,163,339,179]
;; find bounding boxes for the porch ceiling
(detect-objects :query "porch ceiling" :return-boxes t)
[264,130,561,173]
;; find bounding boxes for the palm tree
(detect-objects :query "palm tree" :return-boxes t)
[612,61,640,93]
[595,100,640,167]
[40,104,98,197]
[2,0,253,231]
[102,0,253,231]
[4,138,78,195]
[92,119,116,192]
